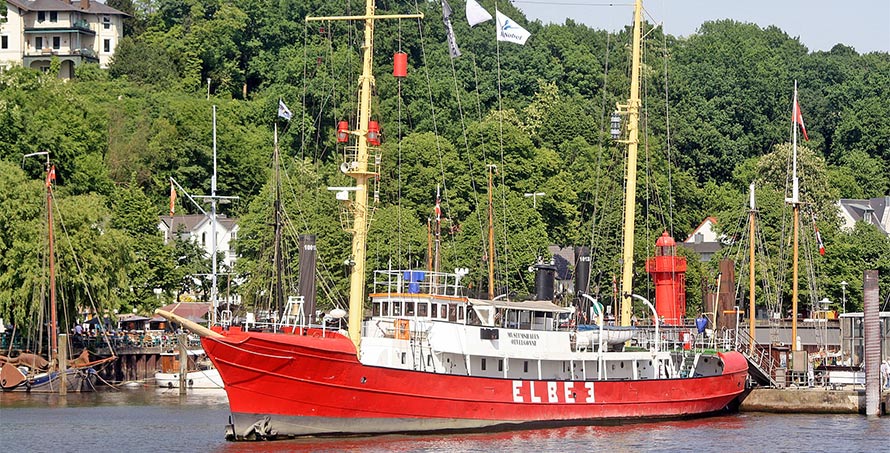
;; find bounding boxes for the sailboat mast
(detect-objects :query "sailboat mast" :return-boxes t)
[211,106,219,326]
[619,0,644,327]
[749,182,756,350]
[487,164,497,300]
[273,122,284,314]
[47,163,58,363]
[789,82,801,352]
[308,2,422,353]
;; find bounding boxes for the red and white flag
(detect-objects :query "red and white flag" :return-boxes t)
[45,165,56,188]
[169,180,177,217]
[434,186,442,221]
[793,88,809,141]
[812,214,825,256]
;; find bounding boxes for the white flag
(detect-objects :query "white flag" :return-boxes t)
[443,0,461,58]
[495,10,530,45]
[278,98,292,121]
[466,0,492,27]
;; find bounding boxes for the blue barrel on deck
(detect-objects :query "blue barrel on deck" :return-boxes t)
[404,270,426,294]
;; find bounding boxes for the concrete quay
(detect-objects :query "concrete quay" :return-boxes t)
[739,387,889,415]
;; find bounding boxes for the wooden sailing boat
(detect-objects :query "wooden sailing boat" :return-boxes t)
[0,156,114,393]
[158,0,747,439]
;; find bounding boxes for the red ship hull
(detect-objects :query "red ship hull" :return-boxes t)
[202,327,748,439]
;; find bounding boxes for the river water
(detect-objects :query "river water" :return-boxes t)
[1,388,887,452]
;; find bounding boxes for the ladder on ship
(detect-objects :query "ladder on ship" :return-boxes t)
[735,329,780,387]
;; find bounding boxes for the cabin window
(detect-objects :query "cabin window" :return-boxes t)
[405,301,415,316]
[427,355,433,367]
[372,302,381,317]
[457,306,465,321]
[481,358,487,371]
[498,359,503,372]
[400,352,406,364]
[440,304,448,319]
[448,306,457,322]
[523,361,529,373]
[381,301,390,316]
[431,303,439,318]
[417,302,428,317]
[392,301,402,316]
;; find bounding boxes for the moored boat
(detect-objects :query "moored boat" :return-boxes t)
[159,0,747,439]
[154,349,223,390]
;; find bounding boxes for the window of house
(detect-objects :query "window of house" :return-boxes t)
[49,12,58,23]
[103,16,111,30]
[103,39,111,53]
[1,36,8,50]
[36,37,43,49]
[52,37,60,50]
[38,12,45,22]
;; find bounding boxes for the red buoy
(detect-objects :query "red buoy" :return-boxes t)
[393,52,408,78]
[337,121,349,143]
[367,120,380,146]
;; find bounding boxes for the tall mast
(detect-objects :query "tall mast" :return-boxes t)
[273,122,284,314]
[748,182,757,351]
[308,2,422,353]
[618,0,644,327]
[211,106,218,326]
[487,164,497,300]
[47,162,58,364]
[787,82,800,352]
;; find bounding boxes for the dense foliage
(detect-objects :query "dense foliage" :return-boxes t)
[1,0,889,331]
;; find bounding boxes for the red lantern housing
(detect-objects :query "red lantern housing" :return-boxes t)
[393,52,408,78]
[367,120,380,146]
[337,121,349,143]
[645,231,687,326]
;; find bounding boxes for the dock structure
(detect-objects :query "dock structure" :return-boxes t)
[740,387,889,415]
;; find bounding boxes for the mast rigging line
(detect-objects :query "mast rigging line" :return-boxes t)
[48,191,117,357]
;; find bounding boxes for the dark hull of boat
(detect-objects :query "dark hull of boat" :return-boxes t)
[2,367,98,393]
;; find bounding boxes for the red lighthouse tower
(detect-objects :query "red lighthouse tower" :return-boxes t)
[645,231,687,325]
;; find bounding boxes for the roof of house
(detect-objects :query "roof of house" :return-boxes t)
[159,214,238,234]
[26,0,79,11]
[151,302,211,323]
[684,216,718,243]
[839,196,890,235]
[9,0,127,15]
[7,0,33,11]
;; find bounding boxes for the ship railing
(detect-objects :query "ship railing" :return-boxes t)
[372,269,466,297]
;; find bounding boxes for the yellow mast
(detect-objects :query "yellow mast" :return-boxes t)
[748,182,756,351]
[618,0,643,327]
[786,81,801,352]
[308,2,422,354]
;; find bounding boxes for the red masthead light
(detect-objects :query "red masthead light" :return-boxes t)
[368,120,380,146]
[337,121,349,143]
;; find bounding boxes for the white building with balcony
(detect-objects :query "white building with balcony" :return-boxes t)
[1,0,126,77]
